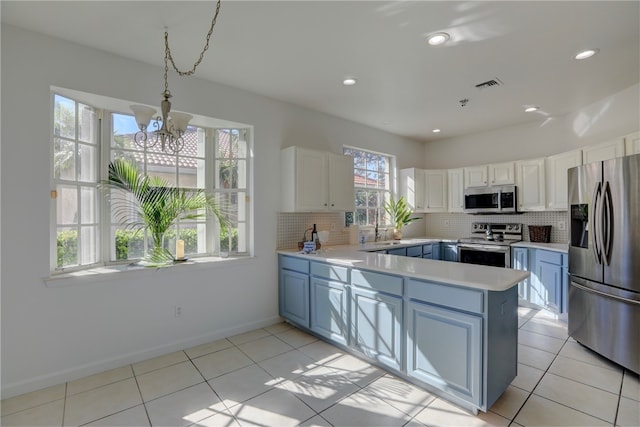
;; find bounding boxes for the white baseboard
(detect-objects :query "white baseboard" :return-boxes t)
[1,315,283,399]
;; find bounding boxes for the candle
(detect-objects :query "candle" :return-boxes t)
[176,239,185,260]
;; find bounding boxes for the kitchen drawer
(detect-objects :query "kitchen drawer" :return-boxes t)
[352,269,403,296]
[536,250,564,266]
[408,279,484,314]
[311,261,349,283]
[407,245,423,257]
[280,256,309,274]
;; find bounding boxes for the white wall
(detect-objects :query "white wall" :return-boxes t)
[423,83,640,168]
[0,25,425,397]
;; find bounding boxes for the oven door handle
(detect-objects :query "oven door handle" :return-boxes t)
[457,244,509,253]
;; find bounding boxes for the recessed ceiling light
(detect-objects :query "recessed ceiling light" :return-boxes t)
[575,49,599,60]
[342,78,357,86]
[432,129,441,133]
[525,106,539,113]
[426,32,450,46]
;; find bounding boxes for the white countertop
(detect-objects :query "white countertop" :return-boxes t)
[278,244,529,292]
[510,241,568,253]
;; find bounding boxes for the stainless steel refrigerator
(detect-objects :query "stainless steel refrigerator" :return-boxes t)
[568,153,639,374]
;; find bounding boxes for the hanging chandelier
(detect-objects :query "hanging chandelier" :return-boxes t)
[131,0,222,154]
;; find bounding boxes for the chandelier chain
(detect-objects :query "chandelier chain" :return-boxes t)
[164,0,222,79]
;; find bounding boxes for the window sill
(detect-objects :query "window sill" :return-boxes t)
[44,255,254,288]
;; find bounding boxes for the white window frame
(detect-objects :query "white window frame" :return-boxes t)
[50,88,253,274]
[343,145,396,228]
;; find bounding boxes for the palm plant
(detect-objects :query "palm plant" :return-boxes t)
[101,158,228,266]
[384,195,421,239]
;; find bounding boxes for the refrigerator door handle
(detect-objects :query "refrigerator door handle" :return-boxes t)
[571,281,640,306]
[592,182,603,264]
[602,181,614,265]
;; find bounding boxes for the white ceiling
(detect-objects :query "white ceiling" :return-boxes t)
[2,1,639,142]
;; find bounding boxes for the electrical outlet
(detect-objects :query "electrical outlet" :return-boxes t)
[174,306,182,317]
[557,221,566,231]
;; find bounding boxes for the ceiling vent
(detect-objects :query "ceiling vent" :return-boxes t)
[475,78,503,90]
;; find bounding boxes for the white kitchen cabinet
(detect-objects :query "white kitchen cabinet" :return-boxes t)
[464,166,488,187]
[447,168,465,212]
[399,168,426,212]
[624,131,640,155]
[515,158,546,211]
[583,138,625,164]
[545,149,582,210]
[328,153,356,211]
[424,169,448,212]
[280,146,354,212]
[488,162,515,185]
[465,163,514,188]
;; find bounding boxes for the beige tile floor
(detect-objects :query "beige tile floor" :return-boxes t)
[2,308,639,426]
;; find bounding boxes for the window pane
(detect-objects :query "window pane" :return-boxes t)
[112,113,141,150]
[109,188,140,225]
[354,169,366,188]
[217,130,235,158]
[54,95,75,138]
[80,186,97,224]
[57,227,77,267]
[78,104,97,143]
[355,189,367,208]
[216,160,238,189]
[80,226,98,264]
[54,139,76,180]
[78,144,97,182]
[179,159,204,189]
[112,226,144,261]
[57,185,78,225]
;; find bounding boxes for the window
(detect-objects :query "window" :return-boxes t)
[52,92,252,272]
[343,146,394,226]
[53,94,100,269]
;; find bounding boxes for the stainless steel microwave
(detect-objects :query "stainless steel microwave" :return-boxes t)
[464,185,518,214]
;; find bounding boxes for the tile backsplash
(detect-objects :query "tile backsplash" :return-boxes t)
[277,212,351,249]
[423,211,569,243]
[277,211,569,249]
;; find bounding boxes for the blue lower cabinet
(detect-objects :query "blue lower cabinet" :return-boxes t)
[442,243,457,262]
[310,277,348,346]
[280,269,310,327]
[511,247,529,300]
[350,286,403,371]
[512,248,568,314]
[407,300,482,406]
[387,247,407,256]
[535,257,563,312]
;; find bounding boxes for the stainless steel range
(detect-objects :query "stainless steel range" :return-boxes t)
[458,222,523,268]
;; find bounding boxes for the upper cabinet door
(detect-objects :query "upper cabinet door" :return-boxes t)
[516,158,546,211]
[294,148,328,211]
[448,168,465,212]
[424,169,447,212]
[281,147,353,212]
[583,139,625,164]
[624,131,640,155]
[489,162,515,185]
[399,168,426,212]
[328,153,355,211]
[465,166,488,187]
[546,149,582,210]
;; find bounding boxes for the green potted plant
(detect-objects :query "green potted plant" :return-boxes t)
[101,158,228,266]
[384,195,421,240]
